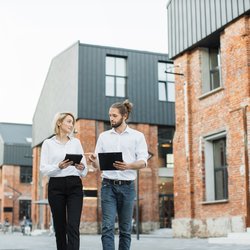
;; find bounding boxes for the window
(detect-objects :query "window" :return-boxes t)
[204,132,228,201]
[19,200,31,220]
[201,48,221,93]
[20,166,32,183]
[158,62,175,102]
[158,126,175,168]
[105,56,127,97]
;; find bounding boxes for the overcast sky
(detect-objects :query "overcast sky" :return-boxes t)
[0,0,169,124]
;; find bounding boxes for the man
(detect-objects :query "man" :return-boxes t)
[89,99,148,250]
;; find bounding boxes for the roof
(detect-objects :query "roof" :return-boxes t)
[0,123,32,145]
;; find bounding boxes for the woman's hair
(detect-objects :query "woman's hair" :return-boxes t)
[52,112,76,135]
[110,99,133,120]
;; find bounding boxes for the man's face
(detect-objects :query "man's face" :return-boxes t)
[109,108,126,128]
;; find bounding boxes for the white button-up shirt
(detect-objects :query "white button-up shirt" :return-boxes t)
[40,136,88,177]
[95,126,148,180]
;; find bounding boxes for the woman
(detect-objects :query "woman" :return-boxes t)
[40,112,88,250]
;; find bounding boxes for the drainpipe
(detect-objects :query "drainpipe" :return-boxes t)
[230,105,249,227]
[242,106,250,226]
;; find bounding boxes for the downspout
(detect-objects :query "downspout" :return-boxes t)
[230,105,249,227]
[242,106,250,227]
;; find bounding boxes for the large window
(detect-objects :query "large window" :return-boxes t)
[158,62,175,102]
[20,166,32,183]
[204,132,228,201]
[105,56,127,97]
[201,48,221,94]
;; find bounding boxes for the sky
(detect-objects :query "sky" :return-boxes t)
[0,0,169,124]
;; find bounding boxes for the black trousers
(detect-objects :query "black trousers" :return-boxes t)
[48,176,83,250]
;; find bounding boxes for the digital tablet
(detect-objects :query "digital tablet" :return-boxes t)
[98,152,123,171]
[64,154,83,165]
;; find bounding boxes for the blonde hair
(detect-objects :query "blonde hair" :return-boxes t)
[52,112,76,135]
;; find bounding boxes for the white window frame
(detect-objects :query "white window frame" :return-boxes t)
[201,47,222,94]
[204,131,228,202]
[105,56,127,97]
[158,62,175,102]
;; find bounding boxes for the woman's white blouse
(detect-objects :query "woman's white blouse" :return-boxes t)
[40,136,88,177]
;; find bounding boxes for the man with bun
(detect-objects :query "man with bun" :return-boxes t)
[89,99,148,250]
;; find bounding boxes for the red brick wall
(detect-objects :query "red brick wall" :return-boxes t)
[0,165,32,226]
[173,15,250,237]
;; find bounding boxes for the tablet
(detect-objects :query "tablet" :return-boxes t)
[64,154,83,165]
[98,152,123,171]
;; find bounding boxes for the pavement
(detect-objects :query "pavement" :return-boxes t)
[1,229,250,250]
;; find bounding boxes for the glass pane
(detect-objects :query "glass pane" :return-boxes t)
[116,58,126,76]
[213,139,226,169]
[215,170,224,200]
[210,49,219,69]
[106,56,115,75]
[116,77,126,97]
[210,70,220,89]
[158,62,167,81]
[166,63,175,82]
[158,82,167,101]
[167,82,175,102]
[105,76,115,96]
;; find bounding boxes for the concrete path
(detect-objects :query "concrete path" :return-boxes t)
[0,229,250,250]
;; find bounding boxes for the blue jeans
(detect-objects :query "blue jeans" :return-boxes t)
[101,179,135,250]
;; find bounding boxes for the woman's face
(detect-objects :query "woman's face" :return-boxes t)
[58,115,74,134]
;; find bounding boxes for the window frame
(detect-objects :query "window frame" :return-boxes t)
[204,131,228,202]
[201,47,222,94]
[20,165,32,184]
[158,61,175,102]
[105,56,127,97]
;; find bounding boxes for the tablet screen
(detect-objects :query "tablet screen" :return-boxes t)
[98,152,123,171]
[64,154,83,165]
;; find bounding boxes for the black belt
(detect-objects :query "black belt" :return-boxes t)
[103,178,133,185]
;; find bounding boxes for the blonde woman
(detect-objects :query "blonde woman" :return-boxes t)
[40,112,88,250]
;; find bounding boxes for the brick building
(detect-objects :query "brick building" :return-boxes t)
[0,123,32,229]
[32,43,175,233]
[167,0,250,237]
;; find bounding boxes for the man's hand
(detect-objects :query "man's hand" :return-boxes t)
[113,161,128,171]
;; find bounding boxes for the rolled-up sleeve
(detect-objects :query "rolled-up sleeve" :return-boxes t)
[136,133,148,165]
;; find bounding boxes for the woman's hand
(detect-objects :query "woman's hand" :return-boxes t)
[75,163,85,171]
[58,159,73,169]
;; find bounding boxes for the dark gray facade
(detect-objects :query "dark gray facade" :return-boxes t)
[33,42,174,146]
[0,123,32,166]
[167,0,250,59]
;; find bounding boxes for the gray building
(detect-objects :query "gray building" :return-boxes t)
[33,42,175,146]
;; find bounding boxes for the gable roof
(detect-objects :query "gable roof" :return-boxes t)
[0,123,32,145]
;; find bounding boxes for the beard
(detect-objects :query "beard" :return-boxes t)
[111,117,123,128]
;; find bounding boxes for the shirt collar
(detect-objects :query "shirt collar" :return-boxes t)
[110,125,131,135]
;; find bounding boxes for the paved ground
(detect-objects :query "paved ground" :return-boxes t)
[0,229,250,250]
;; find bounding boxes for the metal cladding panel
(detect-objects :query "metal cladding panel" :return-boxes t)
[4,144,32,166]
[32,42,79,146]
[78,44,175,126]
[167,0,250,58]
[0,137,4,165]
